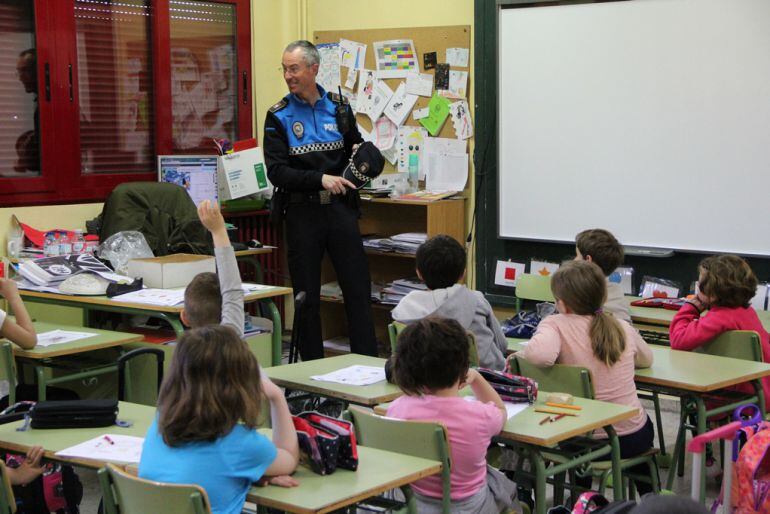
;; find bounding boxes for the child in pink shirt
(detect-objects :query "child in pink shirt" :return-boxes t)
[387,317,521,514]
[670,254,770,409]
[516,260,655,495]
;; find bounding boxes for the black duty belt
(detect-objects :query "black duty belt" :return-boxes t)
[288,191,342,205]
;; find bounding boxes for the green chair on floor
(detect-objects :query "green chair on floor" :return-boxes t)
[510,356,660,502]
[514,274,555,312]
[0,461,15,514]
[388,322,480,367]
[98,463,211,514]
[344,406,452,514]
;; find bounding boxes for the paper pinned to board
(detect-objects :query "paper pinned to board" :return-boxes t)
[419,94,451,136]
[374,39,419,79]
[340,39,366,70]
[344,67,358,89]
[446,47,470,67]
[449,100,473,140]
[438,70,468,100]
[316,43,341,93]
[495,261,527,287]
[405,72,434,97]
[383,82,419,127]
[397,126,428,178]
[425,152,467,192]
[357,71,393,122]
[413,107,429,120]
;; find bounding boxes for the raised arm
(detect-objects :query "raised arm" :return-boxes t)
[261,378,299,476]
[0,278,36,349]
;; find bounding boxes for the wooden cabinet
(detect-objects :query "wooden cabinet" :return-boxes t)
[320,197,466,355]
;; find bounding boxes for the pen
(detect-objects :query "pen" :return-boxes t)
[103,435,115,445]
[538,415,552,425]
[553,413,567,421]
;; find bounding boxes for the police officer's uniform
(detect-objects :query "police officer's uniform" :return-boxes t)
[263,84,377,360]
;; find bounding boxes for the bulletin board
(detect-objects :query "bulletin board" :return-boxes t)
[314,25,471,176]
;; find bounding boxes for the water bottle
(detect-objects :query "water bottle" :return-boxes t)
[72,230,85,254]
[59,232,72,256]
[44,232,59,257]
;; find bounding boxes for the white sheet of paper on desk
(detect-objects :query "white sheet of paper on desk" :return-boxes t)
[36,330,97,348]
[56,434,144,464]
[242,283,273,293]
[406,72,434,97]
[464,396,529,419]
[446,47,470,67]
[425,152,467,192]
[109,288,185,307]
[15,279,60,294]
[310,365,385,386]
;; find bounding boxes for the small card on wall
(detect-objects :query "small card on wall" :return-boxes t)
[423,52,437,70]
[529,260,559,277]
[610,266,634,296]
[434,63,450,90]
[752,283,769,311]
[495,260,527,287]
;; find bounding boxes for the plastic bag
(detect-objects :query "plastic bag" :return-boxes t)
[98,231,153,275]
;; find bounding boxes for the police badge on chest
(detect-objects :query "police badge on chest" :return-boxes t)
[292,121,304,139]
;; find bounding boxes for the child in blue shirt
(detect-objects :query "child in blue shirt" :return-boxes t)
[139,325,299,514]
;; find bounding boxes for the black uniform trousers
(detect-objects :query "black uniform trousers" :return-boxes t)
[286,199,377,360]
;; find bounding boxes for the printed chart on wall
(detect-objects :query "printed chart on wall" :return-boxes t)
[314,25,472,195]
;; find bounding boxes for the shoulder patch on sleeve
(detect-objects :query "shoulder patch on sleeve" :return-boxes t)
[269,98,288,113]
[328,92,349,105]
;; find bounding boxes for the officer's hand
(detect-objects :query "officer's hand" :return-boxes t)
[321,174,356,195]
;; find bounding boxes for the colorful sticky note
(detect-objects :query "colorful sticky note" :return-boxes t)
[495,261,526,287]
[419,94,451,136]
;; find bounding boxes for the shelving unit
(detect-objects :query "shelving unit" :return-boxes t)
[320,197,466,355]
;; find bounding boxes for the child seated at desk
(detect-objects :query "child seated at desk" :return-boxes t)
[575,228,630,323]
[180,200,245,335]
[0,277,36,349]
[670,254,770,409]
[139,325,299,514]
[392,235,508,369]
[514,260,655,495]
[387,317,520,514]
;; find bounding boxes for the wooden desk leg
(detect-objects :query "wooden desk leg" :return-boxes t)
[260,299,283,367]
[605,425,625,501]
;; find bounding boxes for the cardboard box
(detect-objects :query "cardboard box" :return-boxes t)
[217,147,271,201]
[126,254,215,289]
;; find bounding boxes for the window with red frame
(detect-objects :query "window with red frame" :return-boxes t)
[0,0,252,206]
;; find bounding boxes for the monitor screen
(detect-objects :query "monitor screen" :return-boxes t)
[157,155,218,207]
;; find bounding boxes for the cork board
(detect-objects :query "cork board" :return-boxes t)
[314,25,471,173]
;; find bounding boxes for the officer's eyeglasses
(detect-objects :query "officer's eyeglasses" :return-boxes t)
[282,64,308,76]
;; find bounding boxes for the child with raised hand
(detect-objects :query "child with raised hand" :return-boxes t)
[0,277,36,349]
[139,325,299,514]
[515,260,654,494]
[181,200,244,333]
[575,228,630,322]
[387,317,520,514]
[670,254,770,408]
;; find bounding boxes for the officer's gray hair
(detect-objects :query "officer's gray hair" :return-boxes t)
[284,40,320,66]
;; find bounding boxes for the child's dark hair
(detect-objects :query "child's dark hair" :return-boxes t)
[415,235,466,290]
[698,254,758,308]
[157,325,263,446]
[392,317,469,395]
[183,272,221,327]
[552,260,626,366]
[575,229,624,276]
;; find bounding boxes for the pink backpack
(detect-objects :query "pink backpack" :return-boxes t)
[730,424,770,513]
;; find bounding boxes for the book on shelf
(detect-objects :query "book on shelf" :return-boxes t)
[396,190,457,201]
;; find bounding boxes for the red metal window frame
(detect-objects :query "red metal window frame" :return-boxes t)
[0,0,252,207]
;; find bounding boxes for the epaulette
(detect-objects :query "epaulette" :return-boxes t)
[269,98,288,113]
[328,92,349,104]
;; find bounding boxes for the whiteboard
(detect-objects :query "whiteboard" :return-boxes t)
[498,0,770,255]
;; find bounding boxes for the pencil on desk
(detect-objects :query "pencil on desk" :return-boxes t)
[538,415,552,425]
[545,402,582,411]
[534,408,579,417]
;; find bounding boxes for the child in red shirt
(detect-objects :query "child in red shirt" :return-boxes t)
[670,254,770,409]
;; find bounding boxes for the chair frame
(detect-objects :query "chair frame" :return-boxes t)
[514,274,555,312]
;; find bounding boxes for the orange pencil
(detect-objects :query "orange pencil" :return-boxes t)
[545,402,582,411]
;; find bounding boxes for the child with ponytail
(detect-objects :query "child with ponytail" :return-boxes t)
[514,260,655,494]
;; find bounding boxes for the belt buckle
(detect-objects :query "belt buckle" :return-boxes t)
[318,190,331,205]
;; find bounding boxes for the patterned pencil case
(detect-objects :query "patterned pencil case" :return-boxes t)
[477,368,538,404]
[298,412,358,471]
[292,416,340,475]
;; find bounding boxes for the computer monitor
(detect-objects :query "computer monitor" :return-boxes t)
[157,155,219,207]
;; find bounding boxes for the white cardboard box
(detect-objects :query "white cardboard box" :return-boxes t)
[126,254,215,289]
[217,147,271,201]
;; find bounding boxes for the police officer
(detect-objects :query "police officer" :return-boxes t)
[263,40,378,360]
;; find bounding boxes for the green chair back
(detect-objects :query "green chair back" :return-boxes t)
[515,273,555,312]
[696,330,763,363]
[0,343,15,405]
[344,407,451,514]
[509,356,595,399]
[98,464,211,514]
[0,461,16,514]
[389,322,479,367]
